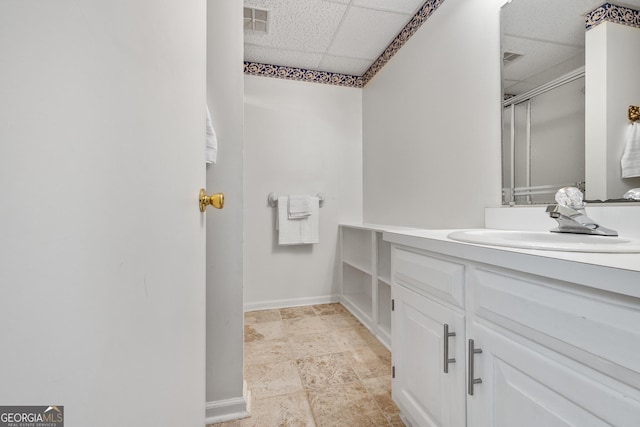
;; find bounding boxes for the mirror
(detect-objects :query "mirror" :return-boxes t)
[500,0,640,205]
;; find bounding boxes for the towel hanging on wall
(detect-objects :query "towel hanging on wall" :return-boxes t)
[276,195,319,245]
[206,105,218,165]
[621,123,640,178]
[288,195,312,219]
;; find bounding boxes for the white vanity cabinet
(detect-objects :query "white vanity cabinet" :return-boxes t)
[389,238,640,427]
[467,321,640,427]
[391,247,467,427]
[466,263,640,427]
[392,284,465,427]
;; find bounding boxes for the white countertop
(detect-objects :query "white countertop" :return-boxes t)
[339,222,422,233]
[380,228,640,299]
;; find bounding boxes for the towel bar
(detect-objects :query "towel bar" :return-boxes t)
[268,192,325,208]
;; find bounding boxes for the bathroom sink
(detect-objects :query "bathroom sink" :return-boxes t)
[447,229,640,253]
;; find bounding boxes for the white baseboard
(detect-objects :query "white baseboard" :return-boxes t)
[399,411,414,427]
[204,381,251,425]
[244,294,339,312]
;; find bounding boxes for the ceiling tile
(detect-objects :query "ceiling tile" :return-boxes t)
[317,55,373,75]
[245,44,324,70]
[502,35,583,81]
[502,35,584,95]
[244,0,348,53]
[502,0,599,47]
[327,6,411,59]
[353,0,425,14]
[242,0,640,81]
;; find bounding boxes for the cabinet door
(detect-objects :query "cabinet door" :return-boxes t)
[467,321,640,427]
[392,285,466,427]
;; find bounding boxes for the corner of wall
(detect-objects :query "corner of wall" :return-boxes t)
[205,381,250,424]
[205,0,245,409]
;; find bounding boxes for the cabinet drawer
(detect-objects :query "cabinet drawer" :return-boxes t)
[392,247,465,308]
[469,265,640,385]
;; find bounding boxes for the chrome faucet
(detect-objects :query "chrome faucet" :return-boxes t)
[546,204,618,236]
[546,187,618,236]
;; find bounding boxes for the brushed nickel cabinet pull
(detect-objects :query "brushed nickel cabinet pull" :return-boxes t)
[443,323,456,373]
[468,339,483,395]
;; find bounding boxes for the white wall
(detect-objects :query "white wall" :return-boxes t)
[206,0,246,422]
[586,21,640,200]
[244,76,363,309]
[363,0,505,228]
[0,1,206,426]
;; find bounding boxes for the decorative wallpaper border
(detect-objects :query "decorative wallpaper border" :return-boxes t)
[361,0,445,85]
[586,2,640,31]
[243,62,364,88]
[243,0,447,88]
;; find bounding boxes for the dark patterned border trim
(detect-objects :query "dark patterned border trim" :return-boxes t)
[586,2,640,31]
[361,0,445,85]
[244,62,364,88]
[244,0,446,88]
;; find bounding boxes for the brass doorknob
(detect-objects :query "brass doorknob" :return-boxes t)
[199,189,224,212]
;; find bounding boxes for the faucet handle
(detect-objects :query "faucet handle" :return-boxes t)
[546,203,618,236]
[555,187,584,209]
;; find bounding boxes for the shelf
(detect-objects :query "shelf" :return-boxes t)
[339,224,393,349]
[342,227,373,272]
[342,259,372,276]
[342,263,372,314]
[342,292,373,323]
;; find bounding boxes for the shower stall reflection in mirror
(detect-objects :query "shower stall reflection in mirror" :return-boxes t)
[502,68,586,206]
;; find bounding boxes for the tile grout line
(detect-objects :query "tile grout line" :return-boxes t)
[240,304,400,427]
[286,310,319,426]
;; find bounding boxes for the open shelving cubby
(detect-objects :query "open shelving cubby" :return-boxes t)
[342,262,373,321]
[339,224,394,349]
[340,226,374,325]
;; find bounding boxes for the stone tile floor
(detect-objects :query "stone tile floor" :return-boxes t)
[207,303,405,427]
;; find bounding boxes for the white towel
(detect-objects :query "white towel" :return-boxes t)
[206,105,218,165]
[288,195,311,219]
[277,196,319,245]
[621,123,640,178]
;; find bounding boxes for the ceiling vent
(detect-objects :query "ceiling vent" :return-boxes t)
[244,7,269,33]
[503,51,523,64]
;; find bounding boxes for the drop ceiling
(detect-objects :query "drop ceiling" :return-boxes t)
[502,0,640,96]
[244,0,640,86]
[243,0,428,77]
